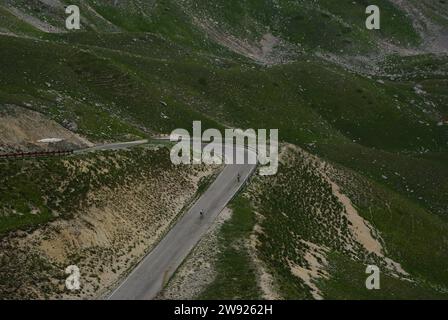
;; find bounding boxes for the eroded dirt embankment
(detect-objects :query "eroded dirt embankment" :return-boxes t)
[0,148,220,299]
[161,144,411,300]
[0,105,92,153]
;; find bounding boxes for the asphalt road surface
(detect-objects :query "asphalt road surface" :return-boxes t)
[74,140,149,154]
[108,144,257,300]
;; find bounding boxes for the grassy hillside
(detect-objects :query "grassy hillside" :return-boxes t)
[0,0,447,299]
[0,146,219,299]
[183,0,420,53]
[0,147,175,235]
[202,146,448,299]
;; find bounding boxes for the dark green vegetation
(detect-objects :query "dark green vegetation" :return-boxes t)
[205,148,448,299]
[1,0,447,299]
[200,197,262,300]
[320,252,448,300]
[329,162,448,294]
[184,0,419,53]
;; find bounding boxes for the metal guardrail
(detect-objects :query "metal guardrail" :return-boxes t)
[0,150,74,159]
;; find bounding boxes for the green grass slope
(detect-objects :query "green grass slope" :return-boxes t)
[0,0,447,300]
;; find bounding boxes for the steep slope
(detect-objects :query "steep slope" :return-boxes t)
[0,147,220,299]
[0,0,447,300]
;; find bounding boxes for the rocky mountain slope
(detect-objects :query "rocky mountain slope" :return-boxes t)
[0,0,447,299]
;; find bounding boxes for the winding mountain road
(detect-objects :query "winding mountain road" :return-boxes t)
[108,142,257,300]
[74,139,149,154]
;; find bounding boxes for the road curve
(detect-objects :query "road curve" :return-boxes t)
[108,145,257,300]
